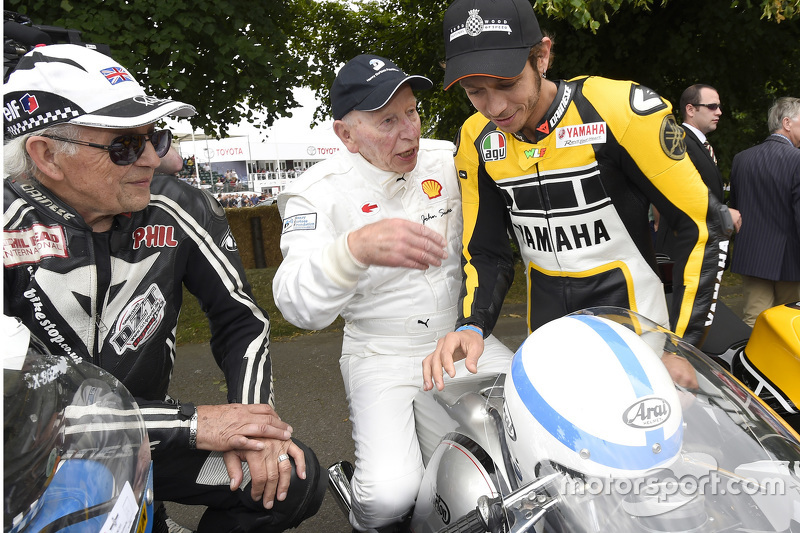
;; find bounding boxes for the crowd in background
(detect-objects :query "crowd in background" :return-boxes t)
[217,192,275,208]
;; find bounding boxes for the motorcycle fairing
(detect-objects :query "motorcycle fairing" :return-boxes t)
[412,307,800,533]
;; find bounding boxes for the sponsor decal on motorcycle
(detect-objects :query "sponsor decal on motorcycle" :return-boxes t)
[434,493,450,525]
[503,401,517,441]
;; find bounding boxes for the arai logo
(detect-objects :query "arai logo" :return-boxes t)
[623,397,671,428]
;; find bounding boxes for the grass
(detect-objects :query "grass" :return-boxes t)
[176,262,741,346]
[176,267,338,345]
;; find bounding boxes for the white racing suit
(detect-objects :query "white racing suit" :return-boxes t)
[273,139,513,530]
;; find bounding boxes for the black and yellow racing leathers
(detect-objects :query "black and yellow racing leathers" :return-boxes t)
[455,76,733,346]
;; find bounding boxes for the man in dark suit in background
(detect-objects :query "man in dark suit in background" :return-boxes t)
[730,97,800,326]
[655,84,741,258]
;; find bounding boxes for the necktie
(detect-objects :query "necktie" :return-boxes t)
[703,141,717,165]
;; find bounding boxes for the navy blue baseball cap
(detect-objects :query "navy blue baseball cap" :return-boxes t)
[330,54,432,120]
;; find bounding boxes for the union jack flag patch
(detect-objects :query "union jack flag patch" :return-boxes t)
[101,66,133,85]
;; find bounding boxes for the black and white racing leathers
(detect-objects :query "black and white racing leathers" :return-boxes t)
[4,174,273,450]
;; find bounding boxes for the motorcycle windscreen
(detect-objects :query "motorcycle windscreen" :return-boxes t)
[528,307,800,533]
[4,353,151,533]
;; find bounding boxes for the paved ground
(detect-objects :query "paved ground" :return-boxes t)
[166,286,745,532]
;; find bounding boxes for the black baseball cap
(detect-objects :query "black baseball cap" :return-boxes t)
[443,0,543,90]
[330,54,432,120]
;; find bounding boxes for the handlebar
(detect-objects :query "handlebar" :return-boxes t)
[437,473,561,533]
[436,507,489,533]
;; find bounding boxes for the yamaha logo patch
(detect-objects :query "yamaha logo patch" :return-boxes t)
[659,115,686,161]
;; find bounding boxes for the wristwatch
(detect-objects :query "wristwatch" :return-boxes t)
[179,402,198,450]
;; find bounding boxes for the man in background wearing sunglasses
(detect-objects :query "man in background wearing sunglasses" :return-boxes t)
[3,44,325,532]
[655,84,742,259]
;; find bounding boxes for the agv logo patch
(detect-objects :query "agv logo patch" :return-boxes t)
[481,131,506,162]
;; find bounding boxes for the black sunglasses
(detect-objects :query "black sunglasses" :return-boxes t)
[692,103,721,111]
[40,129,173,166]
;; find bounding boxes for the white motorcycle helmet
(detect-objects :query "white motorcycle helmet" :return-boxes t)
[503,313,684,481]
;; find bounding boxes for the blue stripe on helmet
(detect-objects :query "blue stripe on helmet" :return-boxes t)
[570,315,654,399]
[511,315,681,471]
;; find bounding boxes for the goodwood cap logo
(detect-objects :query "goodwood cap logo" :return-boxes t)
[465,9,484,36]
[450,9,512,42]
[660,114,686,160]
[623,397,671,429]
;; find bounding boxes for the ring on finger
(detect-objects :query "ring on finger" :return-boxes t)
[278,453,290,463]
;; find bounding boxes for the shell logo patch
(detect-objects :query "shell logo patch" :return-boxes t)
[481,131,506,162]
[421,179,443,199]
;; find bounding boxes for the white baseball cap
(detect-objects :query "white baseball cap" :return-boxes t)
[3,44,195,139]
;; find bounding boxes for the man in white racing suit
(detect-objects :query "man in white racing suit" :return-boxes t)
[272,54,513,532]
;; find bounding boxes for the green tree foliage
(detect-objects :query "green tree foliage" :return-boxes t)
[9,0,798,168]
[298,0,799,178]
[7,0,311,137]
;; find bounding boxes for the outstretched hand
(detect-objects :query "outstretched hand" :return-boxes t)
[422,328,486,391]
[348,218,447,270]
